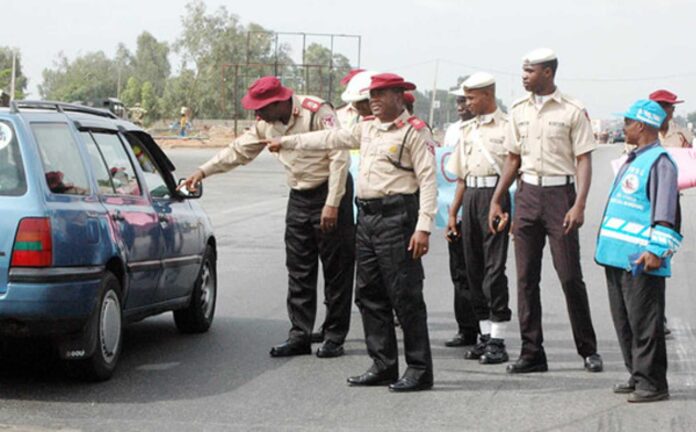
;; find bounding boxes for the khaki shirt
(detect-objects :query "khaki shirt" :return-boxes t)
[281,110,438,233]
[660,120,693,148]
[336,104,361,129]
[507,88,597,176]
[199,95,348,207]
[447,108,510,179]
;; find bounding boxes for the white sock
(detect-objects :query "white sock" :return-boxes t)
[479,320,492,336]
[490,321,507,340]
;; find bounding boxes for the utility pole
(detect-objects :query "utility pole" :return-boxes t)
[428,59,439,127]
[10,49,17,101]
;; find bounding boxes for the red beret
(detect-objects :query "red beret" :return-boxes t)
[649,89,683,105]
[363,73,416,92]
[241,76,294,110]
[340,68,366,86]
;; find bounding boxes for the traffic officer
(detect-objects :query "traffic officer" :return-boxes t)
[651,90,693,148]
[336,68,367,128]
[267,73,437,392]
[447,72,512,364]
[338,70,377,128]
[625,90,694,153]
[596,99,681,403]
[488,48,603,373]
[443,82,479,348]
[180,76,355,359]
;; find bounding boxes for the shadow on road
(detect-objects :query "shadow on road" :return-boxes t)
[0,316,291,403]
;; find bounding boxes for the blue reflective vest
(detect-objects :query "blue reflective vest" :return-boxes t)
[595,145,680,277]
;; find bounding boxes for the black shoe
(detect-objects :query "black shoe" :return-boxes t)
[464,334,490,360]
[311,332,324,343]
[584,353,603,372]
[347,369,398,386]
[479,338,509,364]
[445,333,478,347]
[613,382,636,394]
[269,340,311,357]
[506,356,548,374]
[316,341,344,358]
[627,389,670,403]
[388,374,434,392]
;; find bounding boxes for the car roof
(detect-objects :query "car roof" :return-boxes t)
[0,101,176,172]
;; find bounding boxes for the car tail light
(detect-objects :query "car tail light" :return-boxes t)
[11,218,53,267]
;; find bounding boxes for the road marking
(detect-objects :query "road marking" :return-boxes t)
[136,361,181,371]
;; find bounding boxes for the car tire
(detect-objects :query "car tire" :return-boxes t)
[70,271,123,382]
[174,246,217,333]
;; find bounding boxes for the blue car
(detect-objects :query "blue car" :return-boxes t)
[0,101,217,381]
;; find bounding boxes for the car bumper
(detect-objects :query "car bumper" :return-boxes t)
[0,266,103,336]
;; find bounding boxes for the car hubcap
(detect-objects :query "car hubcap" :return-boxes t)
[100,290,122,363]
[200,261,215,319]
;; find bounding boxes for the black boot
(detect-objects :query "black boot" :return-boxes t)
[479,338,509,364]
[464,334,490,360]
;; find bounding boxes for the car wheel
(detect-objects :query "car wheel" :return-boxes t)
[72,271,123,382]
[174,246,217,333]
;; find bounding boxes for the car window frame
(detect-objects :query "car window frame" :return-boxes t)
[123,132,173,201]
[30,121,92,197]
[83,129,144,198]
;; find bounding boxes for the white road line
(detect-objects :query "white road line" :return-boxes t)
[670,316,696,387]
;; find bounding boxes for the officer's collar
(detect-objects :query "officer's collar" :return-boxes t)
[629,140,661,159]
[476,108,502,126]
[374,109,410,131]
[528,87,563,107]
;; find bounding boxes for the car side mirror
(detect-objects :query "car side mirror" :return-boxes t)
[176,177,203,199]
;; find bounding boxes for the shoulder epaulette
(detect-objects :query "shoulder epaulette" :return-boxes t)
[511,96,529,109]
[407,116,427,130]
[361,115,375,122]
[301,97,323,113]
[560,94,586,111]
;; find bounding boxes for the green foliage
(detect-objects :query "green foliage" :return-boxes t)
[120,77,141,107]
[303,43,351,107]
[0,47,28,99]
[686,112,696,126]
[39,51,118,102]
[134,32,170,96]
[140,81,157,123]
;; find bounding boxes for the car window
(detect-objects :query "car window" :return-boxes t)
[126,134,170,199]
[90,132,141,196]
[32,123,90,195]
[80,131,116,195]
[0,120,27,196]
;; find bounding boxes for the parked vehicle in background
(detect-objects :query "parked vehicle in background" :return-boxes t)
[0,101,217,381]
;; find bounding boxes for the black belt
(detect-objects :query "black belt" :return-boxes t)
[290,181,328,198]
[356,194,417,216]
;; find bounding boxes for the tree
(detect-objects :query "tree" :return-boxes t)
[39,51,118,102]
[0,47,28,99]
[133,32,170,96]
[114,43,134,98]
[140,81,157,123]
[303,43,352,107]
[120,77,141,107]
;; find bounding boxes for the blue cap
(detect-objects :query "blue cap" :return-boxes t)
[622,99,666,128]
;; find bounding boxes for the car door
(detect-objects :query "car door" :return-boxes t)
[79,128,162,310]
[123,131,202,302]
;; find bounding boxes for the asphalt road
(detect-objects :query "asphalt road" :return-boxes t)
[0,145,695,431]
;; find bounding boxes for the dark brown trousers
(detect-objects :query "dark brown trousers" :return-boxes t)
[512,181,598,360]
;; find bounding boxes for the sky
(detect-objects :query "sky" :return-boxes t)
[3,0,696,121]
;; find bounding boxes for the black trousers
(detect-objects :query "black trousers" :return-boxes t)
[512,182,597,359]
[461,187,512,323]
[605,267,668,392]
[448,221,479,336]
[355,194,433,378]
[285,175,355,344]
